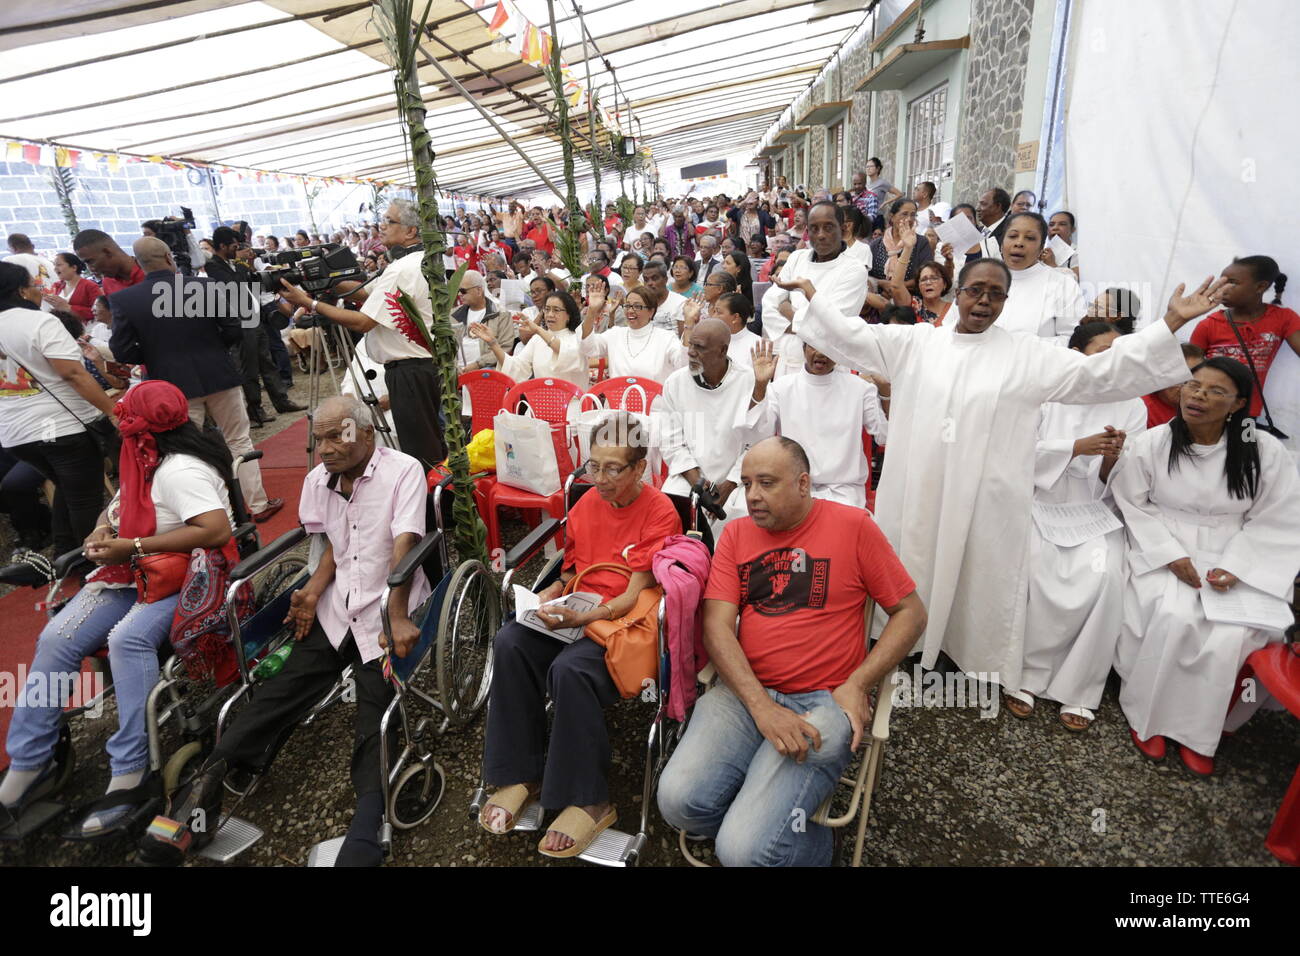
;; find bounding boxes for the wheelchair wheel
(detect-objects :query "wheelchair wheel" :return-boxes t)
[434,559,500,727]
[254,554,308,608]
[388,761,445,830]
[161,741,204,797]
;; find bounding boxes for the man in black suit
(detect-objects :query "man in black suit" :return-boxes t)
[108,237,283,522]
[975,187,1013,260]
[207,226,304,425]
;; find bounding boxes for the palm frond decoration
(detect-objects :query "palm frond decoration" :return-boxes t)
[373,0,486,564]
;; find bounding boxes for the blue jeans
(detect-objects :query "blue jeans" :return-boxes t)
[657,682,852,866]
[6,587,179,776]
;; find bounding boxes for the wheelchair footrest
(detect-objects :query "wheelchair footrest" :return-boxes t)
[0,800,66,841]
[576,827,639,867]
[509,802,545,833]
[198,816,263,862]
[306,835,346,867]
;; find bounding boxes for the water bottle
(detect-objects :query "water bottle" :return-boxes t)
[254,643,293,680]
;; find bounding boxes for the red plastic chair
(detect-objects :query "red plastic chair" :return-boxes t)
[482,377,585,554]
[1240,644,1300,865]
[458,369,515,436]
[585,376,663,415]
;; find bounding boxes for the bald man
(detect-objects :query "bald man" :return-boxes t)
[657,436,925,866]
[658,318,755,528]
[107,237,282,520]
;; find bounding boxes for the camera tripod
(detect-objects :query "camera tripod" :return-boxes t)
[300,293,397,469]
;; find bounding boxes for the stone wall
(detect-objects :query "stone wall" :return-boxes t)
[952,0,1035,202]
[872,91,901,180]
[843,39,873,177]
[0,160,388,256]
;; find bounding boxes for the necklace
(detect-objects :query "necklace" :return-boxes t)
[624,324,655,361]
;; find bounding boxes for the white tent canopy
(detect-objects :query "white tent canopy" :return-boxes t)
[0,0,867,197]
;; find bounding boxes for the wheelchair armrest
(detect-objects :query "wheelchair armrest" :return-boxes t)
[229,527,308,582]
[431,471,455,534]
[53,546,93,579]
[387,530,443,588]
[234,450,264,465]
[503,517,564,571]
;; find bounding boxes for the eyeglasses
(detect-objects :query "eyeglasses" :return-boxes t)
[542,305,568,316]
[1181,381,1234,400]
[956,285,1009,303]
[584,460,633,478]
[624,303,649,313]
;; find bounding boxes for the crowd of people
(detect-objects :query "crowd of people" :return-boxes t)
[1,155,1298,866]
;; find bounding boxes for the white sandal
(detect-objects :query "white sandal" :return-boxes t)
[1058,706,1096,732]
[1002,690,1036,718]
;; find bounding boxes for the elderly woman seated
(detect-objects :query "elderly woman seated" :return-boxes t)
[479,411,681,858]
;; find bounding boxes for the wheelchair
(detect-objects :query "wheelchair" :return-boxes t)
[190,474,500,865]
[0,452,274,844]
[468,469,711,866]
[675,599,898,868]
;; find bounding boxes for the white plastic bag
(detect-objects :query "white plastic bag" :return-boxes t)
[493,410,561,496]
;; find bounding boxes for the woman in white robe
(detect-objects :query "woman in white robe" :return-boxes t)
[1109,356,1300,774]
[997,213,1086,344]
[1009,322,1149,730]
[784,263,1227,696]
[579,283,686,385]
[473,288,588,391]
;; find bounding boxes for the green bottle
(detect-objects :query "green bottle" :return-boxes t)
[254,643,293,680]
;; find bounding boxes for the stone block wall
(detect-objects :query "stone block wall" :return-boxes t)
[952,0,1035,202]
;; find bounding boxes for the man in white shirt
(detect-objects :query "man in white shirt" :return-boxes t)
[4,234,58,293]
[658,319,754,529]
[762,202,868,377]
[912,181,951,234]
[642,261,687,332]
[623,205,659,253]
[745,339,887,509]
[276,199,446,470]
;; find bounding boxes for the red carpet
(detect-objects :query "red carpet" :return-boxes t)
[0,419,311,769]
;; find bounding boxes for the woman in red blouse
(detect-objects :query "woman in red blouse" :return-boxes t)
[43,253,101,321]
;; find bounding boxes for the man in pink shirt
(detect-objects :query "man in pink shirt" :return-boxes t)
[139,394,430,867]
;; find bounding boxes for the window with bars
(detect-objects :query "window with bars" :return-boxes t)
[906,83,948,189]
[826,120,844,189]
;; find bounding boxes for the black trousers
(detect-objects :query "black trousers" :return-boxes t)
[483,622,619,809]
[213,624,395,798]
[239,320,290,412]
[384,358,445,471]
[7,431,105,554]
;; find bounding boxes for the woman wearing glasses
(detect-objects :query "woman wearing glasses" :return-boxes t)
[1110,357,1300,775]
[471,288,587,390]
[478,411,681,857]
[783,260,1227,707]
[578,284,687,384]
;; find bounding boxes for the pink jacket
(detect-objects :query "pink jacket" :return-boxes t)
[652,534,713,721]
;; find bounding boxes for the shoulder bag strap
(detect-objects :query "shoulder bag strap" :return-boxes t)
[1222,311,1283,432]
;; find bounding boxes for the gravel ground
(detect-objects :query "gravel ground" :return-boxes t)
[2,375,1296,868]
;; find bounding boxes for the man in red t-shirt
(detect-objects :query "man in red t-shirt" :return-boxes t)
[480,412,681,859]
[658,437,926,866]
[72,229,145,295]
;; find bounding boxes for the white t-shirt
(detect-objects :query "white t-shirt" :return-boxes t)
[0,306,101,447]
[653,290,688,330]
[106,454,235,535]
[5,253,58,290]
[360,251,434,364]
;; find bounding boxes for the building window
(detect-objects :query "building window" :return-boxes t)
[905,83,948,190]
[826,120,845,189]
[794,143,805,187]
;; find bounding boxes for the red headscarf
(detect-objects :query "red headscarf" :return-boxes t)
[115,380,191,539]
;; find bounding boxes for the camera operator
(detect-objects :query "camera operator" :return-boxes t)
[208,226,304,425]
[141,216,207,274]
[276,198,445,470]
[107,236,282,522]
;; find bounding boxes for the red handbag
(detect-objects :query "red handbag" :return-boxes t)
[131,551,191,604]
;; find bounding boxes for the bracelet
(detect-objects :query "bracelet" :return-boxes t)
[93,524,112,534]
[599,604,616,621]
[311,299,320,313]
[133,537,144,556]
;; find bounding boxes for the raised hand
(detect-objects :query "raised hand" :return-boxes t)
[468,322,495,345]
[1164,275,1230,329]
[683,297,702,327]
[774,276,816,300]
[751,338,778,389]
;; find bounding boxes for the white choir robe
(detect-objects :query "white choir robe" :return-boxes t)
[744,368,888,509]
[1109,426,1300,756]
[999,262,1086,344]
[797,294,1190,691]
[1020,398,1147,710]
[727,327,762,371]
[501,328,587,391]
[657,362,755,526]
[761,249,867,379]
[579,323,685,384]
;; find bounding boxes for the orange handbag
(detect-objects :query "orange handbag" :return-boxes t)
[566,562,662,699]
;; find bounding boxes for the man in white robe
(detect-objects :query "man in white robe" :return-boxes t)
[657,319,753,528]
[745,339,887,509]
[786,265,1227,695]
[762,202,867,379]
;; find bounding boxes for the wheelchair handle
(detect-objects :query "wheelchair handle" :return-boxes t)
[692,479,727,522]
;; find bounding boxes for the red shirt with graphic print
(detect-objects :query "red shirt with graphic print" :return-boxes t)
[1190,306,1300,417]
[705,499,915,694]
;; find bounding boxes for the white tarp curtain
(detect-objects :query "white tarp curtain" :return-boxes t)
[1067,0,1300,445]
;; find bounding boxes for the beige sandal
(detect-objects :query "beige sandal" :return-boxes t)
[537,805,617,859]
[478,783,539,835]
